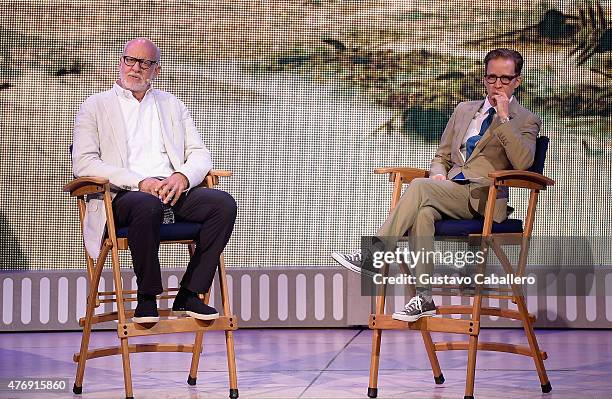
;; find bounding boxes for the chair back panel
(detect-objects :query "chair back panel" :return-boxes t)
[528,136,549,174]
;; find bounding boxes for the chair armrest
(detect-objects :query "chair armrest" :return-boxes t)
[199,169,233,188]
[63,177,109,196]
[374,167,429,183]
[210,169,232,177]
[488,170,555,190]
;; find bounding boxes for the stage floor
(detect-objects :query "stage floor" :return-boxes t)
[1,328,611,398]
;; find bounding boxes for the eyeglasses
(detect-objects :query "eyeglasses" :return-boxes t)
[121,55,158,70]
[484,74,518,85]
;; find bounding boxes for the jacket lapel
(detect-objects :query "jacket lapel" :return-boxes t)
[153,91,181,170]
[453,100,483,163]
[101,90,129,165]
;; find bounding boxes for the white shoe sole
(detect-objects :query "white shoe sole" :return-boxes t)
[391,310,437,322]
[331,252,376,277]
[186,311,219,321]
[170,310,186,318]
[132,316,160,323]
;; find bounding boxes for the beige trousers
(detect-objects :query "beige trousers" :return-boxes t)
[376,178,476,290]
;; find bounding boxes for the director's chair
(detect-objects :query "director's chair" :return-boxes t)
[63,170,239,399]
[367,137,554,399]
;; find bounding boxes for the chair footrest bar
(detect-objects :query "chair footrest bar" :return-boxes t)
[369,314,479,335]
[118,315,238,337]
[80,308,185,326]
[72,343,196,362]
[97,287,180,296]
[436,305,536,322]
[434,341,547,359]
[431,290,515,300]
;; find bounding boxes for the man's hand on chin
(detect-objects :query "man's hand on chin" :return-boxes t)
[158,173,189,206]
[490,93,510,119]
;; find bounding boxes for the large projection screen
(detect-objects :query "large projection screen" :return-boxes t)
[1,1,610,271]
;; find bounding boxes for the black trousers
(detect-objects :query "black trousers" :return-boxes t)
[112,188,237,296]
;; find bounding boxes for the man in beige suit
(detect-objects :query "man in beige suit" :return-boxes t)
[73,38,237,323]
[333,48,539,321]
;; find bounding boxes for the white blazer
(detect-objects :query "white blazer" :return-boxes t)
[72,88,212,258]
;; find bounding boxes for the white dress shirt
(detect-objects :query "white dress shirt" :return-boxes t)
[113,83,174,180]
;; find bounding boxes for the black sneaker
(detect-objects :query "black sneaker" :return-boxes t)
[133,294,159,323]
[331,250,378,277]
[392,294,437,322]
[172,287,219,321]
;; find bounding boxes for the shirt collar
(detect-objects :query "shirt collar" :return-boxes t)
[113,81,153,101]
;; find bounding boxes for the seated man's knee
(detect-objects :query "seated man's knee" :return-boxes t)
[135,193,164,221]
[216,191,237,221]
[410,177,436,189]
[402,177,429,201]
[416,207,438,222]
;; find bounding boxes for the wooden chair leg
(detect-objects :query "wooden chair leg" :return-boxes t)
[490,238,551,393]
[188,331,205,386]
[110,246,134,399]
[464,241,487,399]
[217,255,239,399]
[225,330,239,398]
[368,328,383,398]
[368,263,389,398]
[73,288,96,394]
[421,331,445,385]
[73,243,110,395]
[188,289,210,385]
[73,300,93,394]
[516,295,552,393]
[465,293,483,399]
[120,338,134,399]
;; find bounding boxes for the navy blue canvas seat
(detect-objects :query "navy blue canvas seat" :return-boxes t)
[434,218,523,236]
[116,222,202,241]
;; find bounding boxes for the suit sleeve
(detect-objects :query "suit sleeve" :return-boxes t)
[494,112,540,170]
[429,105,460,177]
[72,96,145,190]
[174,99,212,188]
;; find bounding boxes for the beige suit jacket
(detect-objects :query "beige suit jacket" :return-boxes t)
[430,98,540,223]
[72,88,212,258]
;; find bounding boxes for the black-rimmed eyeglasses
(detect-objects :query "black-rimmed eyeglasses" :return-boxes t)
[121,55,158,70]
[484,74,518,85]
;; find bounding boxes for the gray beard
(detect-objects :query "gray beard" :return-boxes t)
[120,74,150,93]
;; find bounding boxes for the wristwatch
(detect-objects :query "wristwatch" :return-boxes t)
[500,116,511,124]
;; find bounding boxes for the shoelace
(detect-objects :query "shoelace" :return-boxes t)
[404,295,423,312]
[344,251,361,262]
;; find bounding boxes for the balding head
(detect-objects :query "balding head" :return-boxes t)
[123,38,161,64]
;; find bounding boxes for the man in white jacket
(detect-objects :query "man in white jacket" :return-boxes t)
[72,38,237,323]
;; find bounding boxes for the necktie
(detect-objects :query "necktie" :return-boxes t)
[452,107,496,181]
[465,107,496,160]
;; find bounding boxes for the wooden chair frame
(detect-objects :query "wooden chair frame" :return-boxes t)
[367,167,555,399]
[63,170,238,399]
